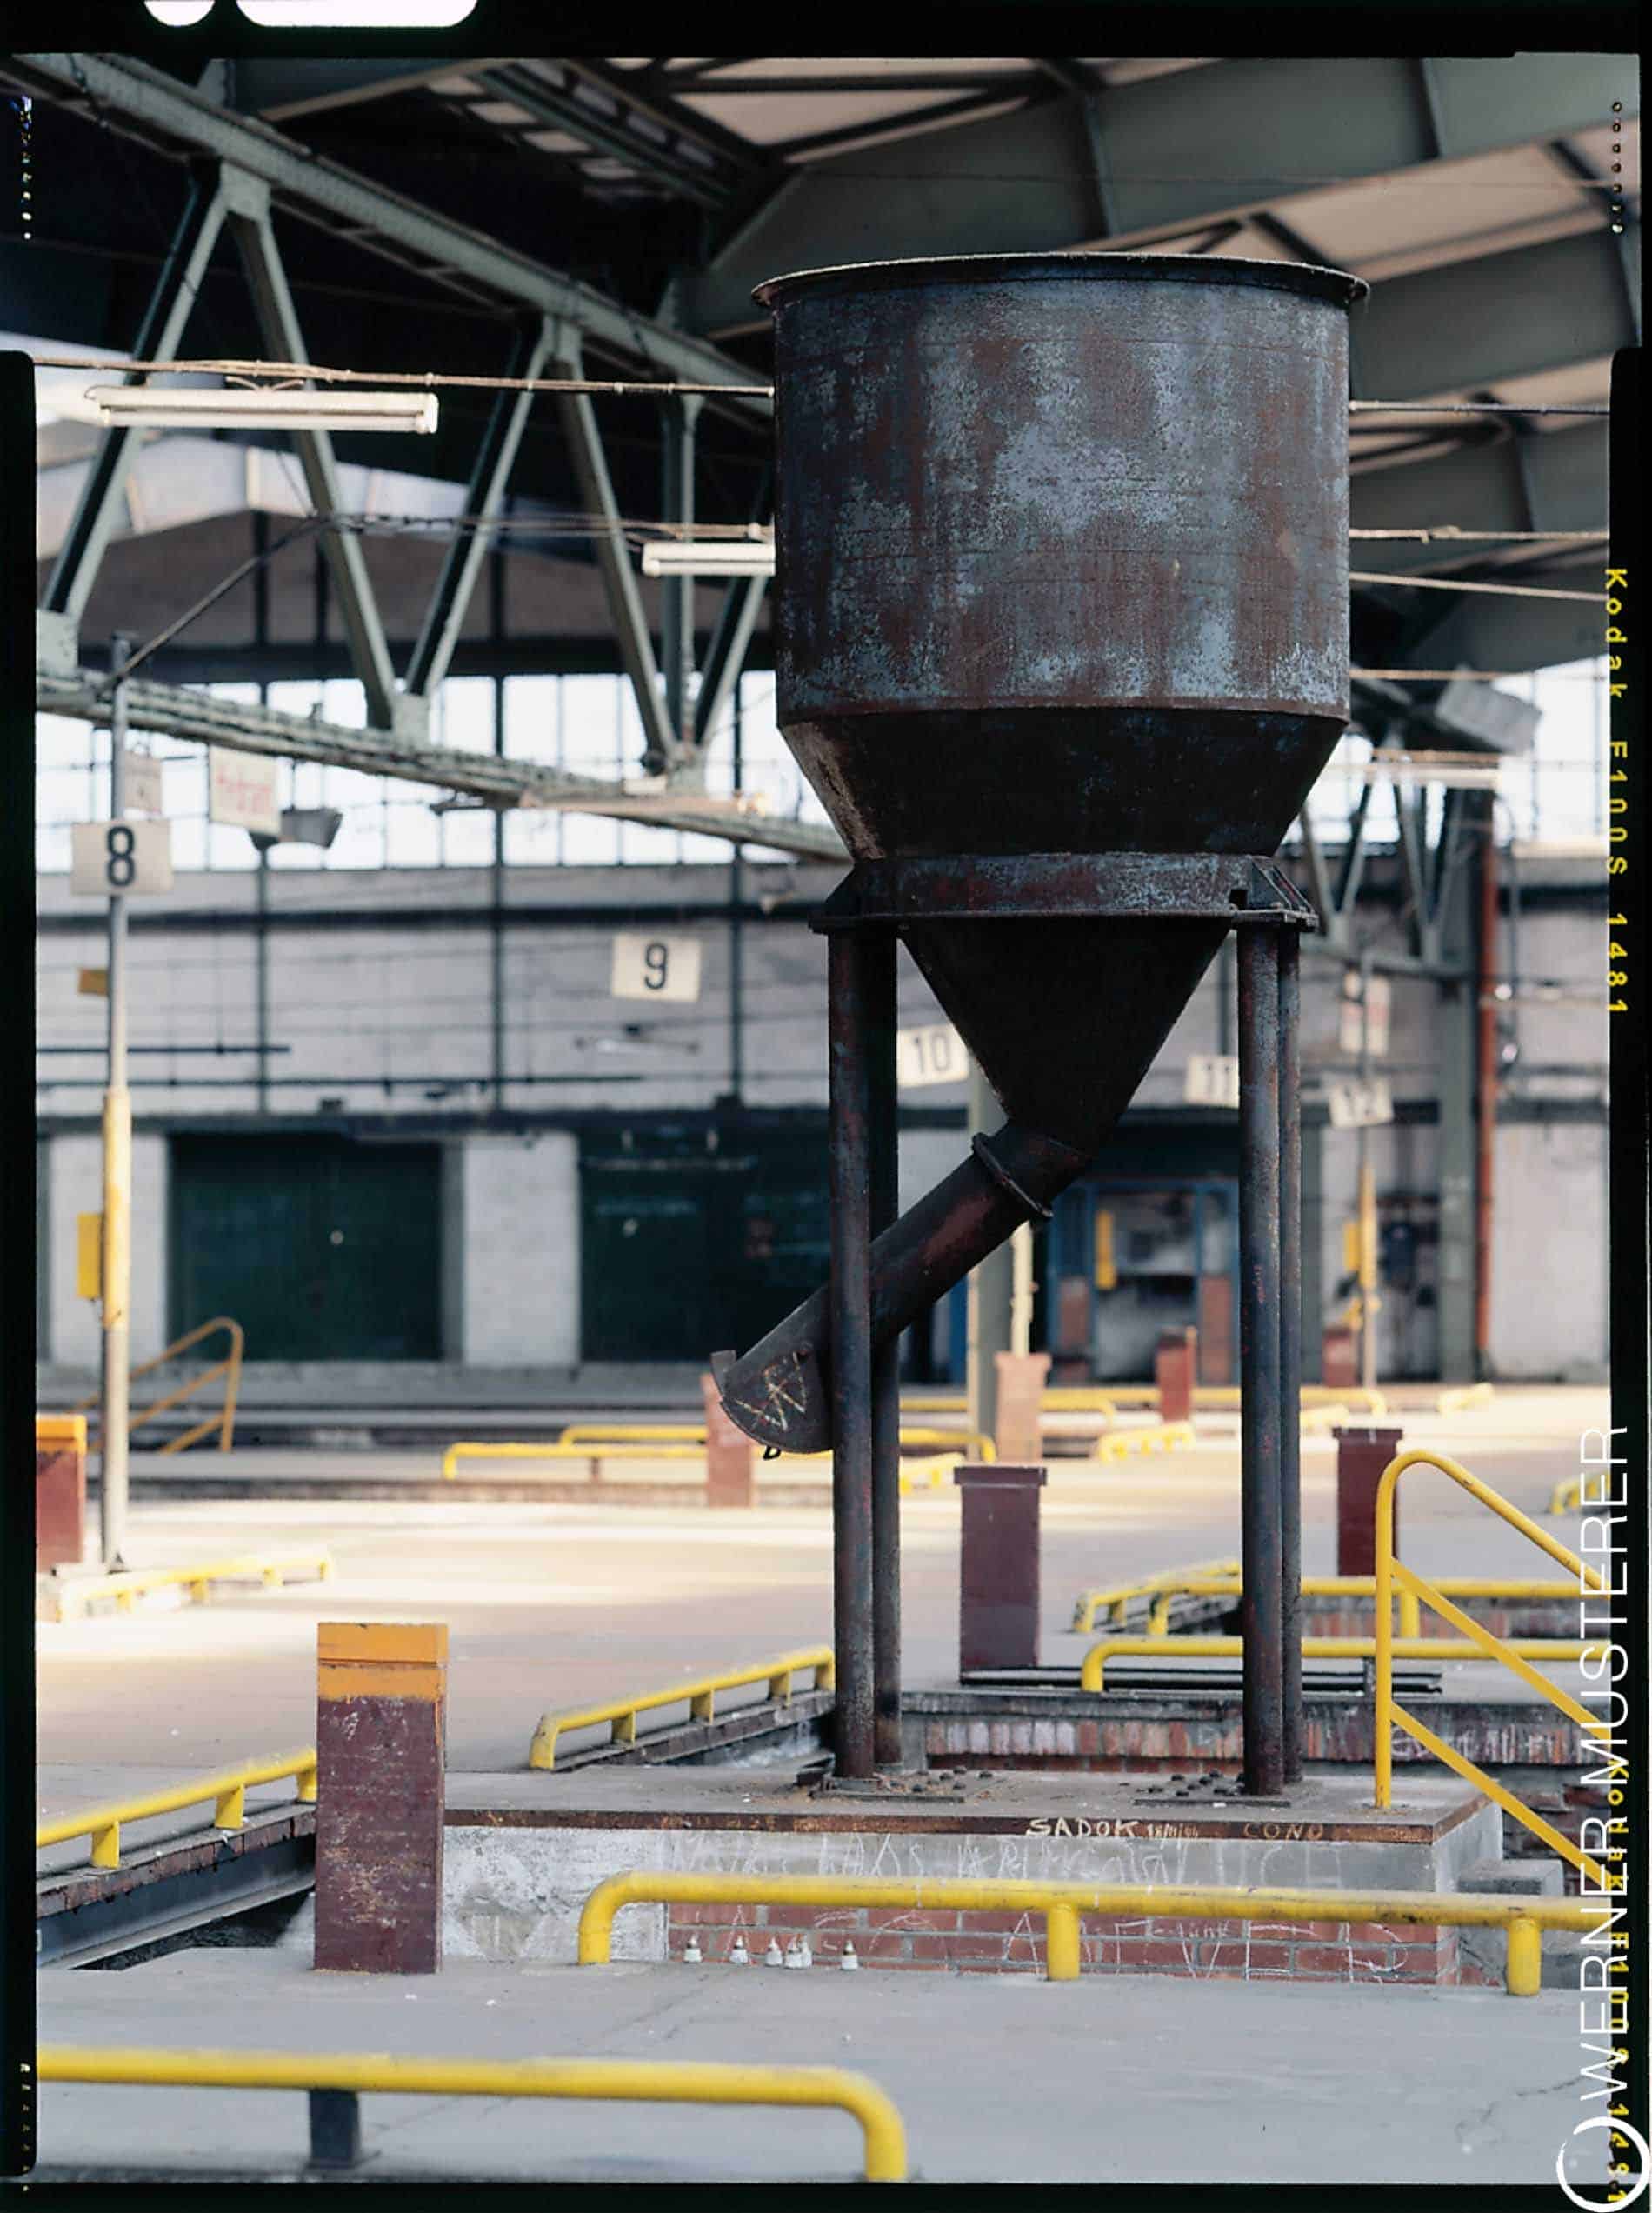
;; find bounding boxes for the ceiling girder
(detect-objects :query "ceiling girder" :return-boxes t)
[8,52,770,413]
[669,51,1631,337]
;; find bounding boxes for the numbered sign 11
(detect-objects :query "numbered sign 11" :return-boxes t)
[1327,1077,1395,1130]
[611,932,703,1003]
[70,820,175,898]
[1184,1053,1240,1109]
[896,1022,967,1089]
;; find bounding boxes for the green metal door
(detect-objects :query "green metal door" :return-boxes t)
[581,1126,830,1361]
[169,1134,442,1361]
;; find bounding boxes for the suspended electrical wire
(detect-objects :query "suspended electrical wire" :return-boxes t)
[26,352,1614,415]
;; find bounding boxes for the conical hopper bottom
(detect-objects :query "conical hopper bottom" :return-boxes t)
[714,705,1343,1452]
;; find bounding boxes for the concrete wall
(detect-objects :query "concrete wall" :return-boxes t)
[463,1131,581,1366]
[36,857,1611,1378]
[44,1132,167,1367]
[1487,1120,1609,1380]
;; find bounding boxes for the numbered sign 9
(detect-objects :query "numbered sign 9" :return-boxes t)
[896,1022,967,1089]
[70,820,175,898]
[611,932,703,1003]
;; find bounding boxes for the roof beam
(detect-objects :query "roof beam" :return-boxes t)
[10,52,769,417]
[671,51,1630,337]
[1349,227,1638,400]
[1349,420,1608,575]
[34,664,843,859]
[234,57,503,123]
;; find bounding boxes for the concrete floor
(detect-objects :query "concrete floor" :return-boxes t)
[37,1388,1603,1789]
[28,1387,1610,2188]
[32,1949,1610,2187]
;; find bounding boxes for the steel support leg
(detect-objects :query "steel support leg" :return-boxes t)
[828,932,876,1780]
[865,930,903,1767]
[1277,927,1304,1783]
[1237,927,1285,1797]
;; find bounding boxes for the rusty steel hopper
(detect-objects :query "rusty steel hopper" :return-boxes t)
[716,252,1366,1452]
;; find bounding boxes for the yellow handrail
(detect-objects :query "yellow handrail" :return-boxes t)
[1374,1446,1615,1888]
[530,1650,835,1770]
[36,2046,907,2183]
[1079,1632,1604,1692]
[443,1436,994,1483]
[1548,1476,1582,1516]
[1073,1570,1584,1639]
[576,1870,1606,1998]
[1093,1421,1196,1463]
[1069,1559,1243,1634]
[560,1423,709,1445]
[37,1749,318,1871]
[69,1316,244,1455]
[43,1551,333,1621]
[1437,1382,1495,1414]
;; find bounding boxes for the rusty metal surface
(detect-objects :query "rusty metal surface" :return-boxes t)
[814,852,1317,928]
[1238,929,1285,1797]
[720,253,1362,1471]
[1278,931,1305,1783]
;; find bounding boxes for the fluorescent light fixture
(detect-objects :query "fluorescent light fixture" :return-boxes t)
[641,540,776,578]
[84,386,439,435]
[236,3,476,23]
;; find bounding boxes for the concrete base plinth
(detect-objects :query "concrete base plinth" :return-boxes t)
[441,1766,1504,1988]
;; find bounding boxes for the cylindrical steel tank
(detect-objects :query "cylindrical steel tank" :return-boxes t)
[716,252,1366,1451]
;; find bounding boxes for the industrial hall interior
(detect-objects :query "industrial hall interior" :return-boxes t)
[13,21,1639,2196]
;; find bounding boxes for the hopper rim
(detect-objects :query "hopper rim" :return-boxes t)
[753,249,1368,314]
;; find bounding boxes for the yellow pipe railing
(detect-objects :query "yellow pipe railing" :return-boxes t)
[68,1316,244,1456]
[443,1433,994,1483]
[37,1749,318,1871]
[530,1650,835,1771]
[1092,1421,1196,1463]
[1373,1447,1614,1888]
[1436,1382,1495,1414]
[36,2046,907,2183]
[1548,1476,1583,1516]
[43,1551,333,1621]
[576,1871,1606,1998]
[1079,1632,1604,1692]
[905,1383,1389,1416]
[1073,1570,1583,1639]
[1069,1560,1243,1634]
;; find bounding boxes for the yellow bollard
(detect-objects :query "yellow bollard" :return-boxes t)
[1045,1903,1082,1982]
[1505,1916,1542,1996]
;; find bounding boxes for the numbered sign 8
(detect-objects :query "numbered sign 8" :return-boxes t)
[70,820,175,898]
[611,932,703,1003]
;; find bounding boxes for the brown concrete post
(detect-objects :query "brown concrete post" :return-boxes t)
[954,1463,1046,1673]
[1333,1426,1405,1577]
[1155,1327,1198,1424]
[1322,1326,1357,1390]
[992,1350,1049,1464]
[36,1416,88,1570]
[700,1371,755,1509]
[314,1623,448,1974]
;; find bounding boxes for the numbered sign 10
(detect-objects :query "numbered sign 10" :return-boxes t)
[611,932,703,1003]
[896,1022,967,1090]
[70,820,175,898]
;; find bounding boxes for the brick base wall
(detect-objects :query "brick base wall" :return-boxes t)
[666,1902,1503,1987]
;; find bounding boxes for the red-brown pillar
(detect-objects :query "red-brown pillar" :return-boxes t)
[955,1463,1046,1673]
[700,1370,755,1509]
[314,1623,448,1974]
[1155,1327,1198,1424]
[36,1416,87,1571]
[1333,1426,1405,1577]
[1322,1326,1357,1390]
[992,1351,1049,1465]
